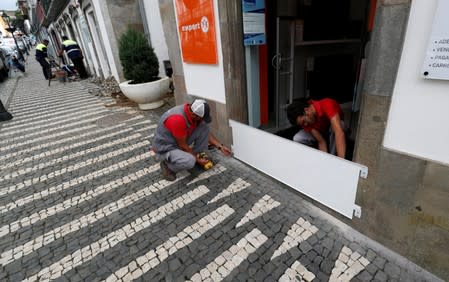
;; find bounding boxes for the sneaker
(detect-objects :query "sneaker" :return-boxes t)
[160,161,176,181]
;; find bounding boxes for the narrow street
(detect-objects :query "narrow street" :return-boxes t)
[0,59,440,281]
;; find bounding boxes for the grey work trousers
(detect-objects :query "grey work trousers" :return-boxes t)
[157,122,209,173]
[293,120,345,155]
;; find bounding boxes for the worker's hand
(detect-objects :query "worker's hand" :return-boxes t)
[218,144,232,156]
[196,155,210,166]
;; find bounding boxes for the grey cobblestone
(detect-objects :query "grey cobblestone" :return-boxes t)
[374,270,389,281]
[374,256,387,269]
[385,261,401,278]
[0,59,442,282]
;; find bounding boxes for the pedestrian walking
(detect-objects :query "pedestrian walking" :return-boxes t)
[35,39,52,80]
[59,36,88,79]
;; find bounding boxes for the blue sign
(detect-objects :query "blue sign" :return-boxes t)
[242,0,266,46]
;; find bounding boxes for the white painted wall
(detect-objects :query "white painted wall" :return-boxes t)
[91,0,120,81]
[85,7,111,78]
[383,0,449,165]
[143,0,170,78]
[173,0,226,104]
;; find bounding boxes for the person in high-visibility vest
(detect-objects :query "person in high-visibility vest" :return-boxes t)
[59,36,88,79]
[35,39,52,80]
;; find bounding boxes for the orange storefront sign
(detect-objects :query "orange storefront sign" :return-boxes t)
[175,0,218,64]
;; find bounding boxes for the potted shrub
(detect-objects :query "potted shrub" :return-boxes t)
[118,28,169,109]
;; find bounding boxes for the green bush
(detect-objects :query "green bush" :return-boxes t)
[118,29,159,84]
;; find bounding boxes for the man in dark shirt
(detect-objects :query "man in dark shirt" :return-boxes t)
[59,36,88,79]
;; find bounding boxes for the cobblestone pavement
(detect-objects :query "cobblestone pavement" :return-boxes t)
[0,59,442,282]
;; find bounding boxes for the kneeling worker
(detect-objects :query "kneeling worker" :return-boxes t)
[287,98,346,158]
[152,99,232,181]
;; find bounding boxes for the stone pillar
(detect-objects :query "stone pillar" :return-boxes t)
[158,0,186,104]
[352,1,449,278]
[0,100,13,121]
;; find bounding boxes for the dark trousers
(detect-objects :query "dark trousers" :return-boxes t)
[36,57,50,79]
[0,100,13,121]
[13,60,25,72]
[71,57,88,79]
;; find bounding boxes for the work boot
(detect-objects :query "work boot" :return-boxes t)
[160,161,176,181]
[0,112,13,122]
[0,101,12,122]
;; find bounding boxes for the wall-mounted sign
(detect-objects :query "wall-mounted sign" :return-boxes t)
[175,0,218,64]
[242,0,266,46]
[422,0,449,80]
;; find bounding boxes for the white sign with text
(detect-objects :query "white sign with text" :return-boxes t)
[422,0,449,80]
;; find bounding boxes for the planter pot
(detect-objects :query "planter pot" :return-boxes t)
[119,77,169,110]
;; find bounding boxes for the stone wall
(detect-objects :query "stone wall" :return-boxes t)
[101,0,144,81]
[353,0,449,278]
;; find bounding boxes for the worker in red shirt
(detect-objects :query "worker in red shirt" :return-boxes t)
[152,99,232,181]
[287,98,346,158]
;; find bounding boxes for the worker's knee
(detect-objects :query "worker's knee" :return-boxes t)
[293,130,315,146]
[181,154,196,170]
[168,153,196,172]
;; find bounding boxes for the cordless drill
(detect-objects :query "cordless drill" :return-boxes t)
[197,152,214,170]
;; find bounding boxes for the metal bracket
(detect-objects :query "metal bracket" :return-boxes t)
[359,166,368,179]
[353,205,362,218]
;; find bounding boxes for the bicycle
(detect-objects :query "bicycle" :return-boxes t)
[47,57,79,86]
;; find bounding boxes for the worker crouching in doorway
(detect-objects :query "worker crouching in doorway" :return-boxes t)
[59,36,89,79]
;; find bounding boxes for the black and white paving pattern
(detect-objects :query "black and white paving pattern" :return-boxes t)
[0,58,441,282]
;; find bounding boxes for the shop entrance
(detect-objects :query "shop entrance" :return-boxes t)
[233,0,376,218]
[234,0,375,218]
[261,0,373,160]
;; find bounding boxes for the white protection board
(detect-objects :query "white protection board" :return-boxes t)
[230,120,368,219]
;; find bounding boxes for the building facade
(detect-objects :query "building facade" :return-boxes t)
[30,0,449,278]
[157,0,449,279]
[34,0,169,82]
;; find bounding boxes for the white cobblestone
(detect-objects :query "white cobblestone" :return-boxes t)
[236,195,280,227]
[105,204,234,281]
[24,186,209,281]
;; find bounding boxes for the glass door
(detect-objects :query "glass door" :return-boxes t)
[273,17,295,129]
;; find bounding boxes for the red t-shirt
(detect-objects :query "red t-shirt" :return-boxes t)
[164,104,197,138]
[303,99,343,133]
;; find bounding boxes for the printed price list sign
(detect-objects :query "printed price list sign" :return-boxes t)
[422,0,449,80]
